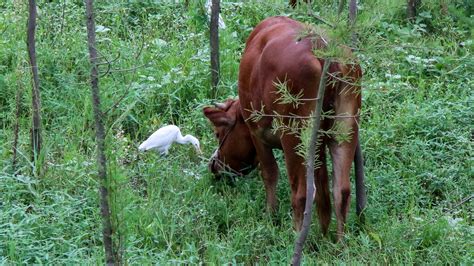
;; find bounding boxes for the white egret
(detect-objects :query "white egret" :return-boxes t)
[138,125,201,155]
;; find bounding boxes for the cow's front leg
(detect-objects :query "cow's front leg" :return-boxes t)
[251,136,279,213]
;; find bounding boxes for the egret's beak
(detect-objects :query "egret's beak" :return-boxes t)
[195,146,203,155]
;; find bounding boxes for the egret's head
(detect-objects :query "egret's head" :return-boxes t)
[188,135,202,154]
[138,142,147,152]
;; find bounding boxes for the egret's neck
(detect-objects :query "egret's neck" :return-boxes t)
[176,133,192,144]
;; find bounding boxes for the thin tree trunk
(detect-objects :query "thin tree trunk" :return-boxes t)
[290,0,311,8]
[349,0,357,25]
[12,80,23,174]
[85,0,116,265]
[338,0,346,15]
[210,0,220,97]
[407,0,420,22]
[27,0,42,165]
[440,0,448,16]
[292,59,331,266]
[349,0,358,45]
[59,0,66,38]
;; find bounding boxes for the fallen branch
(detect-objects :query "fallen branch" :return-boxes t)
[109,62,151,73]
[308,12,335,28]
[445,194,474,213]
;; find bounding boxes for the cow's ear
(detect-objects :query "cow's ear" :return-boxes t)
[203,107,235,127]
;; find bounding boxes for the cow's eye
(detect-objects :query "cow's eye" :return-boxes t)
[215,132,219,138]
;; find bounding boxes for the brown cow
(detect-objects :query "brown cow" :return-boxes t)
[204,16,364,240]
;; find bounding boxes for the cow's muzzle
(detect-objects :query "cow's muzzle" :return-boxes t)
[208,149,245,179]
[208,150,221,176]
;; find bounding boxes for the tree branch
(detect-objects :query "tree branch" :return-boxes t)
[292,59,331,266]
[109,62,151,73]
[246,109,359,121]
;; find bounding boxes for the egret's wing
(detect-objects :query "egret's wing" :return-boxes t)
[140,125,179,151]
[141,132,168,150]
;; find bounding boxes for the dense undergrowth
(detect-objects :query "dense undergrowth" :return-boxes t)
[1,0,473,264]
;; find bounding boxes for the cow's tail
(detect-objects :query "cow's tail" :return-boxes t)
[348,62,367,221]
[354,132,366,221]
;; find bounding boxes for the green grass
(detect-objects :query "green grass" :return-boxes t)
[1,0,473,264]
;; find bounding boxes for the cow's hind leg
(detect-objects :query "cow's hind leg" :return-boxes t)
[315,147,331,235]
[329,138,357,241]
[281,133,331,232]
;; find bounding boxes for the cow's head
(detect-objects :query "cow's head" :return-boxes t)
[203,99,258,178]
